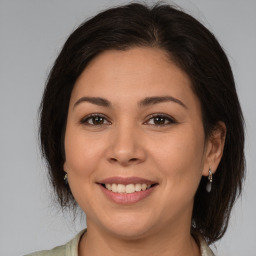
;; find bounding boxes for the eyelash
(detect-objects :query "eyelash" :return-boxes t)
[80,113,177,127]
[80,113,111,126]
[144,113,177,126]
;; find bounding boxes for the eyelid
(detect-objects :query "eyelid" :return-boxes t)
[79,113,176,126]
[80,113,111,125]
[144,113,177,126]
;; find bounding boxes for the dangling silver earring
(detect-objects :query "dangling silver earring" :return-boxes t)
[64,173,68,185]
[206,168,213,193]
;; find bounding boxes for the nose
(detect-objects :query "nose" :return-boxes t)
[106,123,146,166]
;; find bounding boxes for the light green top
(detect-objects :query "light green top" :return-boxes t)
[25,229,214,256]
[25,230,85,256]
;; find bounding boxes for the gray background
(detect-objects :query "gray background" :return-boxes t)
[0,0,255,255]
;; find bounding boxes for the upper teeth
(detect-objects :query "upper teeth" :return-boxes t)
[105,184,152,193]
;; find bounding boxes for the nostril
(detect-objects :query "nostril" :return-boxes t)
[109,157,138,163]
[108,154,144,165]
[110,158,118,163]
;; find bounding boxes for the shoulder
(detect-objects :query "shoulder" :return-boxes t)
[24,229,86,256]
[24,244,65,256]
[198,235,215,256]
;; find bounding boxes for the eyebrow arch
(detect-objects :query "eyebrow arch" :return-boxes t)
[73,97,111,109]
[139,96,187,109]
[73,95,187,110]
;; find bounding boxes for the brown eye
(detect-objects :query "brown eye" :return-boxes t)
[91,116,105,125]
[153,116,167,125]
[80,114,111,126]
[146,114,176,126]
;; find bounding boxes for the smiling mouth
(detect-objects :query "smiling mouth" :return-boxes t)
[101,183,157,194]
[98,177,158,204]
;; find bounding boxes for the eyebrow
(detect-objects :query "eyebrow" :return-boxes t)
[73,97,111,109]
[73,95,187,109]
[139,96,187,109]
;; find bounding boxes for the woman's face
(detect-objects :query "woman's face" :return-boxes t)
[64,47,212,239]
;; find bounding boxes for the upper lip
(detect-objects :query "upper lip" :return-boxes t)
[98,176,158,185]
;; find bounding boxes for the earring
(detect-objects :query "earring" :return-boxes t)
[206,168,213,193]
[64,173,68,185]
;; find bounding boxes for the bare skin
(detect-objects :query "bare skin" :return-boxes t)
[64,47,226,256]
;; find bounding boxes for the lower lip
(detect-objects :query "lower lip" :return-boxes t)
[99,185,156,204]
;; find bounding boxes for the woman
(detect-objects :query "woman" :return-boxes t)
[27,2,245,256]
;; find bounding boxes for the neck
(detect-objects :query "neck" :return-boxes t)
[79,221,200,256]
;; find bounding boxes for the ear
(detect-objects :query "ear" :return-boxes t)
[63,161,68,174]
[202,121,226,176]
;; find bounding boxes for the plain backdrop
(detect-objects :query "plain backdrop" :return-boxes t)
[0,0,255,255]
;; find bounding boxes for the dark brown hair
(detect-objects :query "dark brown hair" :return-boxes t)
[39,2,245,244]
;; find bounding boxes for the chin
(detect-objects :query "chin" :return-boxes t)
[106,223,154,240]
[92,211,157,240]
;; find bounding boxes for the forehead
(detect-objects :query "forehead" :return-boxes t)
[71,47,195,106]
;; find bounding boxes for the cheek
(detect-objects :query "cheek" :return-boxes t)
[150,127,205,189]
[63,127,107,211]
[64,126,105,178]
